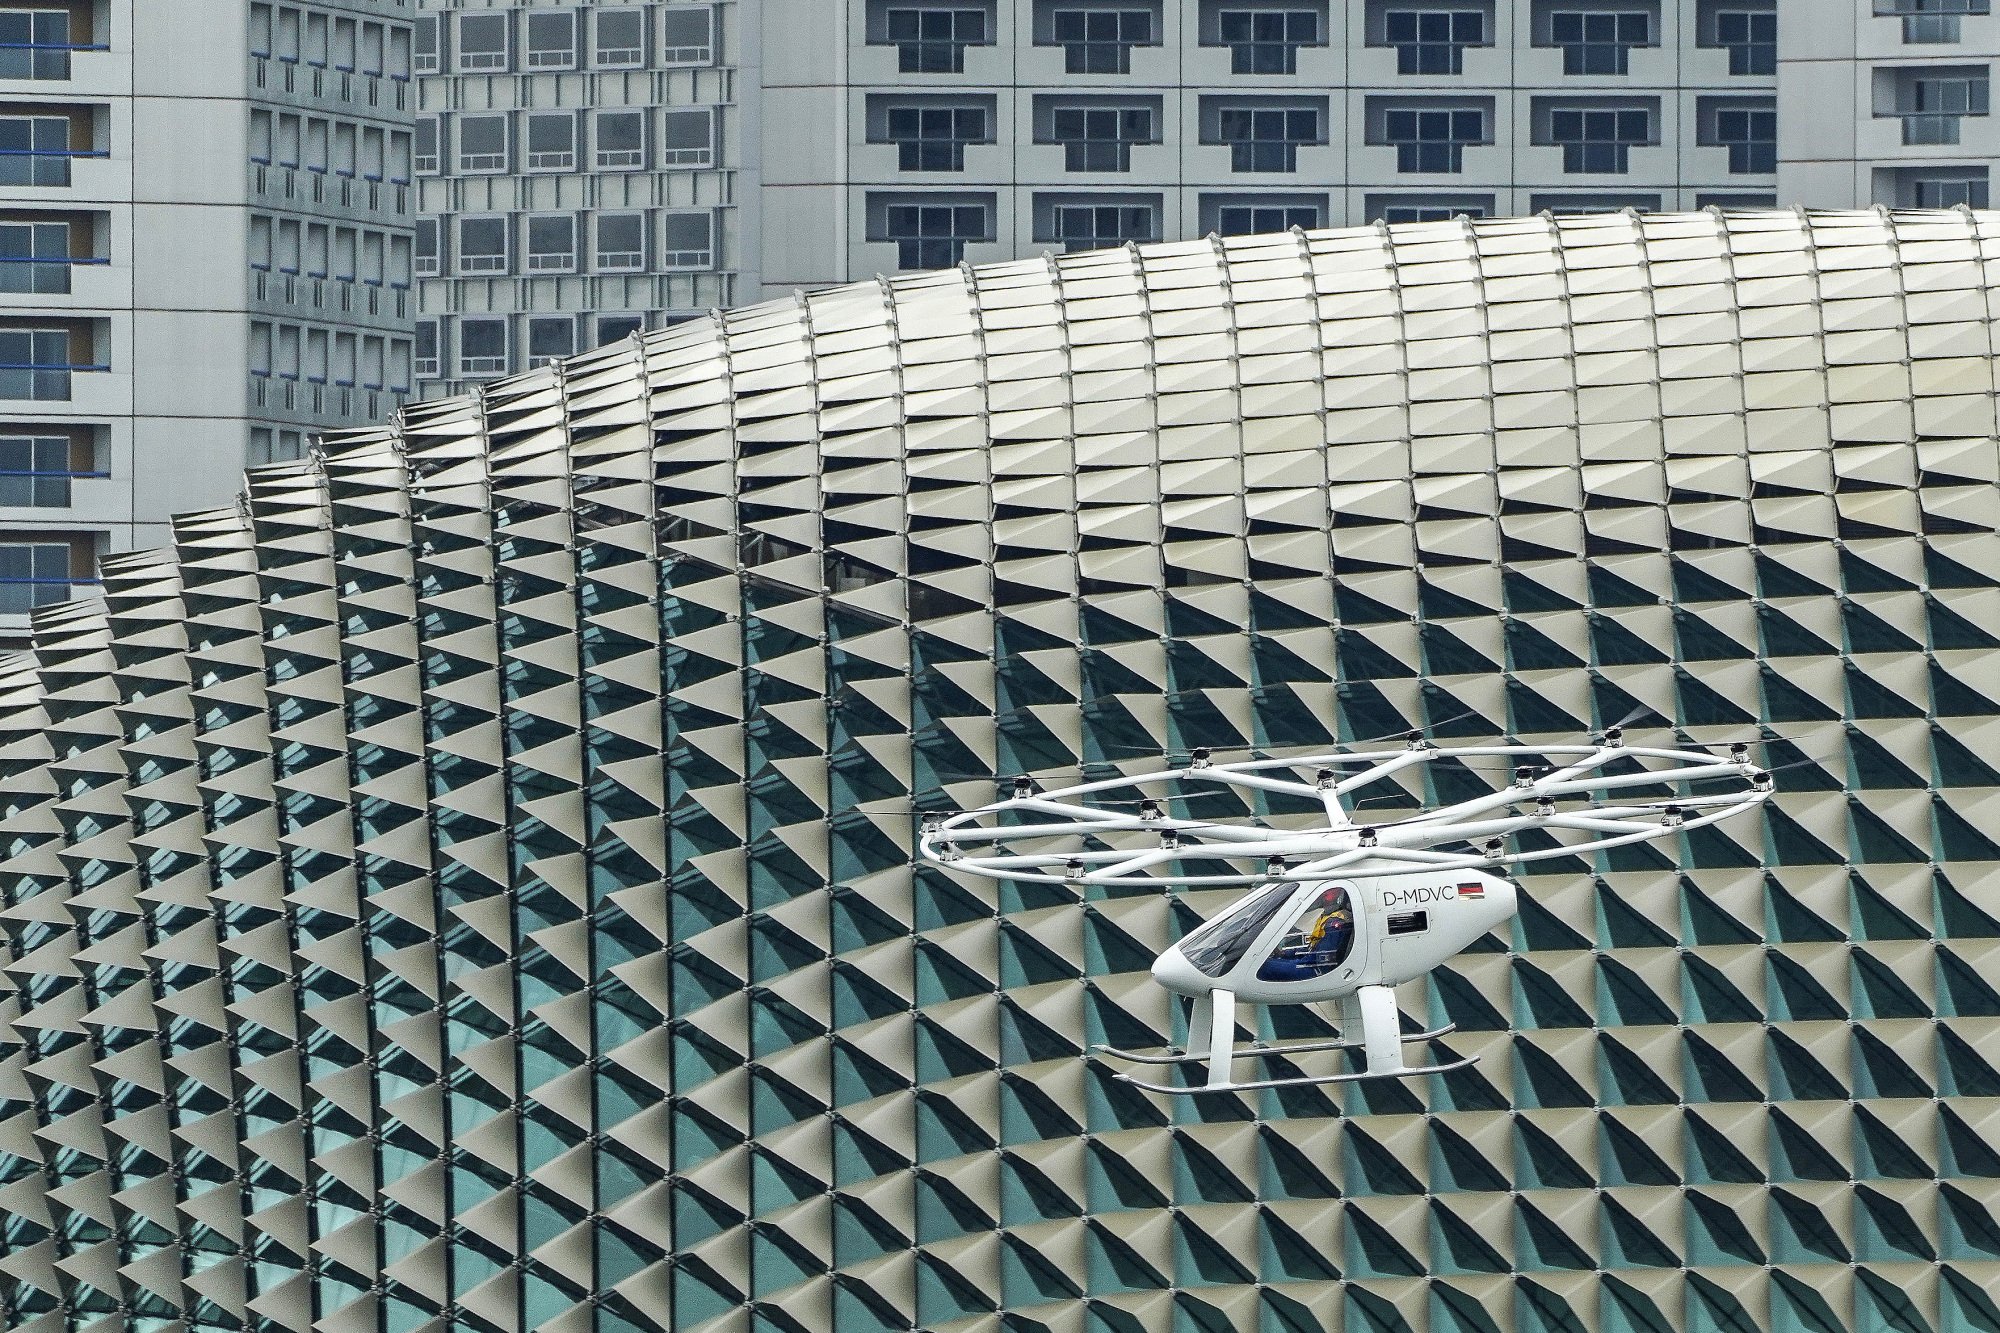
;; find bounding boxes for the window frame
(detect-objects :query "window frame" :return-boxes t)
[523,9,578,70]
[454,215,509,277]
[454,113,508,174]
[594,211,648,273]
[454,11,509,72]
[594,109,648,171]
[524,212,578,274]
[592,6,647,68]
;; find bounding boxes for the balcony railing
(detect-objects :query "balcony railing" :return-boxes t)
[0,575,97,615]
[0,255,108,296]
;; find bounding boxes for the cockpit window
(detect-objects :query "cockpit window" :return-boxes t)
[1256,884,1355,983]
[1182,882,1297,979]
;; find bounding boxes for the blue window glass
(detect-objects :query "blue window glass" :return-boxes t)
[1383,8,1485,74]
[0,115,80,186]
[1548,106,1650,173]
[1216,106,1320,172]
[884,203,988,269]
[1382,107,1484,173]
[0,221,73,293]
[1215,203,1320,234]
[1051,7,1153,73]
[1711,8,1774,75]
[0,433,86,506]
[1548,10,1650,74]
[1050,203,1155,252]
[1216,8,1318,73]
[1050,105,1153,171]
[0,541,80,613]
[0,10,74,79]
[1711,105,1775,172]
[885,6,987,72]
[885,105,988,171]
[0,328,74,399]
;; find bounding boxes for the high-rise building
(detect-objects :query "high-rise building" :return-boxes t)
[0,0,417,647]
[754,0,1786,290]
[1779,2,1997,209]
[412,0,746,397]
[1,208,1998,1333]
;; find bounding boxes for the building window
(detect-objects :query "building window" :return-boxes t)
[662,8,716,63]
[593,7,646,67]
[885,104,988,170]
[660,109,714,166]
[1048,103,1154,171]
[525,215,576,273]
[1050,7,1154,73]
[882,202,988,268]
[595,212,646,272]
[414,116,440,174]
[0,434,90,507]
[456,216,507,275]
[1546,9,1651,74]
[1914,172,1990,206]
[527,317,574,367]
[414,218,439,277]
[455,12,508,71]
[0,115,81,187]
[663,212,715,268]
[595,110,647,169]
[1374,198,1491,222]
[1702,2,1774,75]
[1546,105,1651,172]
[525,112,576,171]
[0,220,75,294]
[1380,105,1485,172]
[0,328,78,400]
[884,6,988,73]
[1213,8,1321,74]
[415,319,439,378]
[459,318,506,376]
[1529,191,1659,213]
[597,314,644,346]
[1209,102,1323,173]
[1212,202,1322,234]
[413,14,441,72]
[1048,202,1156,252]
[0,541,81,613]
[1701,98,1775,171]
[0,10,76,80]
[1894,70,1990,143]
[524,10,577,69]
[455,114,507,173]
[1879,0,1990,45]
[1381,7,1486,74]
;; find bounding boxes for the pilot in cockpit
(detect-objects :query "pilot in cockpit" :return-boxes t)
[1256,885,1354,983]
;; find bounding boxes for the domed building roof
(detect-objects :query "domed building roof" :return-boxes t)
[1,208,1998,1333]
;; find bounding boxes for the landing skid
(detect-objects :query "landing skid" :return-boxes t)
[1116,1054,1478,1096]
[1092,1022,1459,1065]
[1104,983,1476,1096]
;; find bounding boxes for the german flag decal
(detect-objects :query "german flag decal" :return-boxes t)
[1456,882,1486,899]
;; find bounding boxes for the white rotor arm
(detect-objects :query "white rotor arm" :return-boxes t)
[919,740,1773,889]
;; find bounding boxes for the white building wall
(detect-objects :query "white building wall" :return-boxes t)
[0,0,414,647]
[758,0,1781,294]
[1776,1,1999,210]
[412,0,748,397]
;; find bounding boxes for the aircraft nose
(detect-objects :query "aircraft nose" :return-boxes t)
[1152,944,1208,998]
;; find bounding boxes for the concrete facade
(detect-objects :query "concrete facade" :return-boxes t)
[1777,2,1999,210]
[412,0,750,398]
[754,0,1784,291]
[0,0,416,645]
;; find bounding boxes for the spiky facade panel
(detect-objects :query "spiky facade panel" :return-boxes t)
[1,209,1999,1333]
